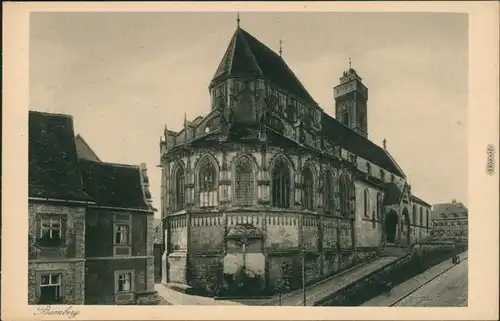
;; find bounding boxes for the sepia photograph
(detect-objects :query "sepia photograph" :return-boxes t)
[2,2,499,320]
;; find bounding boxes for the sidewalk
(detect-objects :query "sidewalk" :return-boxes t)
[156,255,399,306]
[361,251,469,306]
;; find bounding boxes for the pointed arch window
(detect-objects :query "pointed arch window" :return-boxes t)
[419,207,423,226]
[412,205,417,225]
[376,192,382,219]
[173,167,185,211]
[234,157,255,206]
[198,159,217,207]
[323,171,335,214]
[339,174,354,218]
[363,189,370,217]
[271,159,291,208]
[303,166,314,210]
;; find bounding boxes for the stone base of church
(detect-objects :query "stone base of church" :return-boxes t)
[165,247,379,297]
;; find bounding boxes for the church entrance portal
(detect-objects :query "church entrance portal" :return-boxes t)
[384,210,398,244]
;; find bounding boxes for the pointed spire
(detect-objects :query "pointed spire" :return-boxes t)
[349,56,352,69]
[383,138,387,149]
[279,38,283,57]
[164,124,168,138]
[184,112,187,127]
[237,12,240,28]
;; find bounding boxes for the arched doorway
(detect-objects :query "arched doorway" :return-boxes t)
[384,210,398,244]
[401,208,411,246]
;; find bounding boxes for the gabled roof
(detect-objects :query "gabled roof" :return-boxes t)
[210,27,316,105]
[29,111,93,202]
[75,134,101,162]
[321,113,405,177]
[79,159,151,210]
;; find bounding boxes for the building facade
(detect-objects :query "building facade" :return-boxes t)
[28,111,157,305]
[160,25,431,296]
[431,200,468,243]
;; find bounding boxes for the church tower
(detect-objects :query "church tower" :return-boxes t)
[333,59,369,137]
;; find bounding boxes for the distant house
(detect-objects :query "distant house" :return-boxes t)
[28,111,158,305]
[431,199,468,243]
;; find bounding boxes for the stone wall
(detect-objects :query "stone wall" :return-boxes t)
[84,258,148,305]
[28,261,85,304]
[316,242,466,306]
[28,203,86,260]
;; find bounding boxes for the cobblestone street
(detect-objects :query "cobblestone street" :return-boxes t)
[394,257,468,307]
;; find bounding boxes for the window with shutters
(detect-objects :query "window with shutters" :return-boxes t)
[198,159,218,207]
[234,157,254,206]
[173,167,185,211]
[323,171,335,214]
[271,159,291,208]
[303,166,314,210]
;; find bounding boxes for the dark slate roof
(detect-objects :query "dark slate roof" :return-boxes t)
[210,27,316,105]
[79,159,150,210]
[29,111,93,202]
[321,113,405,177]
[431,201,468,219]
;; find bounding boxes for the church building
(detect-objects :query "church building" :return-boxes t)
[160,21,431,297]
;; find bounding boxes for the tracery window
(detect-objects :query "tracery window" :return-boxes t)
[323,171,335,214]
[339,174,354,218]
[376,192,382,219]
[303,166,314,210]
[271,159,291,208]
[363,189,370,217]
[198,159,217,207]
[173,167,185,211]
[234,157,254,206]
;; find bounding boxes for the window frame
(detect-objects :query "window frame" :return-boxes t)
[303,166,315,210]
[271,159,292,208]
[114,270,135,294]
[197,158,218,208]
[363,189,370,217]
[37,214,65,247]
[172,166,185,212]
[38,271,63,304]
[113,213,132,257]
[323,170,335,215]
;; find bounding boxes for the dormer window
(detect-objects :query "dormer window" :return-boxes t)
[205,126,210,134]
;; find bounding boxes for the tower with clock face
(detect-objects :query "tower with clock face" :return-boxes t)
[333,66,369,138]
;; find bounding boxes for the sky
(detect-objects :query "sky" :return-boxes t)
[29,12,468,216]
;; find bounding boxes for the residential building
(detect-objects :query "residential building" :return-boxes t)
[431,199,468,243]
[28,111,158,305]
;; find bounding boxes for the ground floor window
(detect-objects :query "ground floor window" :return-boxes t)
[115,270,135,293]
[39,273,62,304]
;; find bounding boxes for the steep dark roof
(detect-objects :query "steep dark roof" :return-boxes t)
[79,159,150,210]
[210,27,316,105]
[321,113,405,177]
[432,201,468,219]
[75,134,101,162]
[29,111,93,202]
